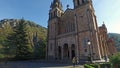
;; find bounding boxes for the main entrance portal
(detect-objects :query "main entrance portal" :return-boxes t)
[71,44,75,59]
[58,46,61,60]
[63,44,69,59]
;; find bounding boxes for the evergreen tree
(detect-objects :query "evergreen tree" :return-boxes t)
[4,19,33,59]
[14,19,32,59]
[34,39,46,59]
[4,32,16,58]
[0,19,47,59]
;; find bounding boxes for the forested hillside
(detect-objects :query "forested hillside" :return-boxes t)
[0,19,47,59]
[108,33,120,52]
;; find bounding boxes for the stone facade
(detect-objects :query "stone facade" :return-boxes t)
[98,24,117,58]
[47,0,117,61]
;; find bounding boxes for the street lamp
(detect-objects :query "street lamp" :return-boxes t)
[87,40,91,45]
[87,40,92,63]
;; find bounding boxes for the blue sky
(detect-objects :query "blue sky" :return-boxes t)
[0,0,120,34]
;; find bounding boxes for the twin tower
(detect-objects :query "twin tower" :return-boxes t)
[47,0,115,62]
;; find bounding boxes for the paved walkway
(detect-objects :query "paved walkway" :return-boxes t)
[40,65,84,68]
[0,61,84,68]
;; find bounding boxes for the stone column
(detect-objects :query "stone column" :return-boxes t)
[69,46,72,59]
[76,44,79,58]
[61,46,63,60]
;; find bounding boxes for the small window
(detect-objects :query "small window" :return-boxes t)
[77,0,80,5]
[83,38,87,47]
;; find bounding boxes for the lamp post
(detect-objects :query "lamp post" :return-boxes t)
[87,40,92,63]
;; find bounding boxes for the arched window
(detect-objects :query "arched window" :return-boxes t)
[82,37,88,48]
[77,0,80,5]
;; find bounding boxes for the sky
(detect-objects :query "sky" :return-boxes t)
[0,0,120,34]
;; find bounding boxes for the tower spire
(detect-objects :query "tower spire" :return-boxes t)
[53,0,60,3]
[50,0,62,10]
[49,0,63,20]
[73,0,92,8]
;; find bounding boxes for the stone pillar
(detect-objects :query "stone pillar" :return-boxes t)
[99,36,104,59]
[61,46,63,60]
[76,44,79,58]
[69,46,72,59]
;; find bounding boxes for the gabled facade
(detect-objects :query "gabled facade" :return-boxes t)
[47,0,117,62]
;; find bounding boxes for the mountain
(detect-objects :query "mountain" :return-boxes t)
[0,19,47,59]
[108,33,120,52]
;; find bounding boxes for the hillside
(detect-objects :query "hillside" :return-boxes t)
[0,19,47,59]
[108,33,120,52]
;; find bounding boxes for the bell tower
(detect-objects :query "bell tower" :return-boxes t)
[73,0,92,8]
[73,0,102,60]
[47,0,63,59]
[49,0,63,20]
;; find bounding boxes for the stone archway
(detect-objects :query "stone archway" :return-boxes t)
[58,46,62,60]
[63,44,69,59]
[71,44,75,59]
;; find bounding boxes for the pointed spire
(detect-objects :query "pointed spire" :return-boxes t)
[50,0,62,10]
[53,0,60,3]
[103,21,105,24]
[102,21,106,27]
[67,4,70,9]
[49,0,63,20]
[73,0,92,8]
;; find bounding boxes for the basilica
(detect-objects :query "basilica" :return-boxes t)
[46,0,117,62]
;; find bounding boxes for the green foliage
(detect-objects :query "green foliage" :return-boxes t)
[108,33,120,52]
[89,64,99,68]
[84,64,94,68]
[34,39,46,59]
[100,63,112,68]
[0,54,5,58]
[0,19,47,59]
[14,19,33,59]
[84,63,112,68]
[110,52,120,67]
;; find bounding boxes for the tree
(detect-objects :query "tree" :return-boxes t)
[4,19,33,59]
[0,19,47,59]
[14,19,33,59]
[4,32,16,58]
[110,52,120,68]
[34,39,46,59]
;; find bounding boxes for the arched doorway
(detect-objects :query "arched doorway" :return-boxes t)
[63,44,69,59]
[58,46,61,60]
[71,44,75,59]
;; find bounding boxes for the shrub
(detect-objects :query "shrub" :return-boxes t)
[84,64,94,68]
[84,63,112,68]
[110,52,120,68]
[89,64,99,68]
[100,63,112,68]
[0,54,5,58]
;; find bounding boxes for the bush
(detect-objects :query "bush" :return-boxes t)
[84,63,112,68]
[110,52,120,68]
[84,64,94,68]
[89,64,99,68]
[100,63,112,68]
[0,54,5,58]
